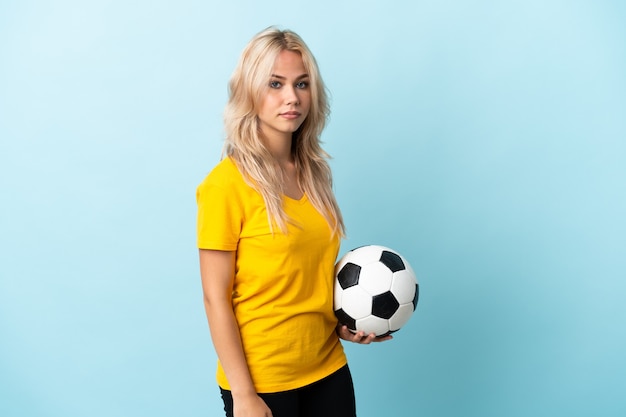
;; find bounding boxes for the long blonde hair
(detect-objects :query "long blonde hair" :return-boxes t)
[223,27,345,236]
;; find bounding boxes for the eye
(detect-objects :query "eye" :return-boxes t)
[295,81,309,89]
[269,80,282,89]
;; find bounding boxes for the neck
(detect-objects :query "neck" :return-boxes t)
[262,132,293,165]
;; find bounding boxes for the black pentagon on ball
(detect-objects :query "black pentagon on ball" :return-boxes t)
[371,291,400,319]
[380,250,405,273]
[413,283,419,310]
[334,308,356,331]
[337,262,361,289]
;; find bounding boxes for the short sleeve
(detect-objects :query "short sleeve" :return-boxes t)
[196,180,242,251]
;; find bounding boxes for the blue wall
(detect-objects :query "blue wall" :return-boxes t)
[1,1,625,416]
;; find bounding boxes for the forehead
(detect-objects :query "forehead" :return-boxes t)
[271,50,307,76]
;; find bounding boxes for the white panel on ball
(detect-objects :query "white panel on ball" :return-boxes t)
[341,286,373,320]
[388,303,414,331]
[390,270,417,304]
[358,262,393,295]
[333,278,344,310]
[339,245,384,269]
[356,315,389,336]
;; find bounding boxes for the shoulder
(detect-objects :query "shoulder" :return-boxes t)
[198,157,244,190]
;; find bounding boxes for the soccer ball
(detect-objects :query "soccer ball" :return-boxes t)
[334,245,419,337]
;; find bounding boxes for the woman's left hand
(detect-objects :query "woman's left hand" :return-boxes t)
[336,325,393,344]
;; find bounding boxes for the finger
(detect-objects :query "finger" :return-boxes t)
[371,333,394,342]
[352,331,365,343]
[354,332,372,344]
[344,326,355,339]
[339,326,353,340]
[373,335,393,342]
[357,332,368,344]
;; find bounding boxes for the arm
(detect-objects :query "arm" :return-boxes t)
[199,249,272,417]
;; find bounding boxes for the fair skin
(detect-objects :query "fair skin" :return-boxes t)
[200,49,390,417]
[257,49,310,200]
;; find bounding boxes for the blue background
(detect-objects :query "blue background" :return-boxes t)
[1,1,625,416]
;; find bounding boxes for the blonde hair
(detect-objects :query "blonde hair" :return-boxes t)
[223,27,345,236]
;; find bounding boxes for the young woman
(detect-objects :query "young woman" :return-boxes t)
[197,27,391,417]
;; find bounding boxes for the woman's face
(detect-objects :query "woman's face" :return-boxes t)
[257,50,311,142]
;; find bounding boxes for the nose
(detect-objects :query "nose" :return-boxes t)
[284,85,299,106]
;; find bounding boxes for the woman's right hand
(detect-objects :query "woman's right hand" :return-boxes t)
[336,324,393,344]
[233,393,273,417]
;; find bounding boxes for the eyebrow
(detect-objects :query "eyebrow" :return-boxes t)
[270,73,309,80]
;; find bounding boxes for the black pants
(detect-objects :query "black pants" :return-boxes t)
[220,365,357,417]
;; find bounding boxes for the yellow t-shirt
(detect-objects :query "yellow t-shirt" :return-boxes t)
[196,157,347,393]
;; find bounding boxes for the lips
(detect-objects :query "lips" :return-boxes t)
[280,111,301,119]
